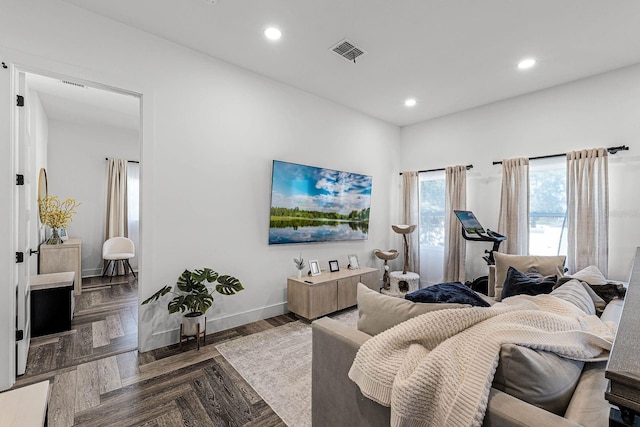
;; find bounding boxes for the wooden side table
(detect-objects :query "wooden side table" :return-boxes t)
[39,238,82,295]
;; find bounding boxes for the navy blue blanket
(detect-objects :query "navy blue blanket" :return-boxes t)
[405,281,490,307]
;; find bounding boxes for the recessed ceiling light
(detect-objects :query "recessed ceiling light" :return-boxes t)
[517,58,536,70]
[404,98,417,107]
[264,27,282,41]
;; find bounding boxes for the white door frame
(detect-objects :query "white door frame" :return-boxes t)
[0,55,146,390]
[15,70,33,375]
[0,55,17,391]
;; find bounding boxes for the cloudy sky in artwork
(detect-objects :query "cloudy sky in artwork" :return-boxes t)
[270,161,372,214]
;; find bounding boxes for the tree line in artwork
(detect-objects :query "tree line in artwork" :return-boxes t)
[270,206,370,222]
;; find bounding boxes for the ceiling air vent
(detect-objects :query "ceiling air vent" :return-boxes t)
[61,80,86,89]
[330,39,366,63]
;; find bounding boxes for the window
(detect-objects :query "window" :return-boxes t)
[418,171,445,284]
[529,159,567,256]
[419,171,445,247]
[127,162,140,269]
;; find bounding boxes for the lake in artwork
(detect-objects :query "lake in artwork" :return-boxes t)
[268,161,372,244]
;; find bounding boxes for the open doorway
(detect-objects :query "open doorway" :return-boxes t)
[15,70,141,379]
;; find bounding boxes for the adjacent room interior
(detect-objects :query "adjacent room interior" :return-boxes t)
[1,1,640,426]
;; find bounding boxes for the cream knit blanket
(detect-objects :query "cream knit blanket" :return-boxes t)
[348,294,615,427]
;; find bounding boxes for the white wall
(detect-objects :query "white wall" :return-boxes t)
[47,119,140,276]
[0,0,400,367]
[401,64,640,282]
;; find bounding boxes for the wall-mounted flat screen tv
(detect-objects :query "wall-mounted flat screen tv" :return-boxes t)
[269,160,372,244]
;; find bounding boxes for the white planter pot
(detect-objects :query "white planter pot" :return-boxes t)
[182,313,205,337]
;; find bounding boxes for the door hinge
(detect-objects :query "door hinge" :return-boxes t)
[16,330,24,341]
[15,252,24,263]
[16,95,24,107]
[16,174,24,185]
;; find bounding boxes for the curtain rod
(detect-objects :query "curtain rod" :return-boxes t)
[105,157,140,164]
[399,164,473,175]
[492,145,629,165]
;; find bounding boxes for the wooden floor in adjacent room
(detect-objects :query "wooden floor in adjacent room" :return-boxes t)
[12,274,291,426]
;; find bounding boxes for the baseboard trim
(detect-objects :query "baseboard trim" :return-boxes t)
[142,302,289,351]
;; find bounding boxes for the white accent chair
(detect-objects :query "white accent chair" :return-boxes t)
[102,237,136,281]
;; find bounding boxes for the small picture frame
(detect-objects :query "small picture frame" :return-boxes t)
[59,227,69,242]
[329,260,339,272]
[347,254,359,269]
[309,259,321,276]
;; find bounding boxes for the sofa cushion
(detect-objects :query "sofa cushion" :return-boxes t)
[492,344,584,416]
[494,253,566,301]
[579,282,607,312]
[563,361,610,426]
[567,265,607,285]
[550,279,596,315]
[356,283,468,336]
[501,267,556,299]
[405,282,490,307]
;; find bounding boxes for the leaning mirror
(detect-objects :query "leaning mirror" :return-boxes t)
[37,168,48,222]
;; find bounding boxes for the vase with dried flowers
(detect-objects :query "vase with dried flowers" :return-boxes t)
[39,195,81,245]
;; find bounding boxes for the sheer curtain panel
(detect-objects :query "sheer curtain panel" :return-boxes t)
[566,148,609,276]
[105,159,128,239]
[498,158,529,255]
[443,166,467,282]
[401,171,420,275]
[105,159,128,274]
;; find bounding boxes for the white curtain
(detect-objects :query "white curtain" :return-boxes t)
[105,159,128,274]
[566,148,608,276]
[106,159,128,238]
[443,166,467,282]
[401,171,420,275]
[126,162,140,270]
[498,158,529,255]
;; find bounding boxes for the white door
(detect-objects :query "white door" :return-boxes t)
[14,71,32,376]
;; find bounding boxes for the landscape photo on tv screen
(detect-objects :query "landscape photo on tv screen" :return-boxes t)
[269,160,372,244]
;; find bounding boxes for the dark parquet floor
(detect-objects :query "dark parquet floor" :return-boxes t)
[11,274,292,427]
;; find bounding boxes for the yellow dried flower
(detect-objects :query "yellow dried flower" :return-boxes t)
[38,196,81,229]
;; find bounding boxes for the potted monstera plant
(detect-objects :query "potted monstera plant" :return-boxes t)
[142,267,244,336]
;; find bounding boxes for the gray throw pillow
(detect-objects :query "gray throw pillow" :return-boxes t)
[493,344,585,415]
[550,279,596,316]
[356,283,468,336]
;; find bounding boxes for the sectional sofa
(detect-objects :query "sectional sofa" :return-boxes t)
[311,255,626,426]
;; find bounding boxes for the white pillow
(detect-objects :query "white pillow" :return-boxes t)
[567,265,608,286]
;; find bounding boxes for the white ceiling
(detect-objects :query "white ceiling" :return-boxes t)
[61,0,640,126]
[27,73,140,131]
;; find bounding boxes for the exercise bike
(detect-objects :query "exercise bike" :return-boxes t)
[454,210,506,295]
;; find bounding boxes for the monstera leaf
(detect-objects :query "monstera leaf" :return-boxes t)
[215,275,244,295]
[142,267,243,315]
[141,285,172,305]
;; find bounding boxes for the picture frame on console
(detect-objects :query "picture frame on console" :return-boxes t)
[347,254,359,269]
[309,259,321,276]
[329,260,339,272]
